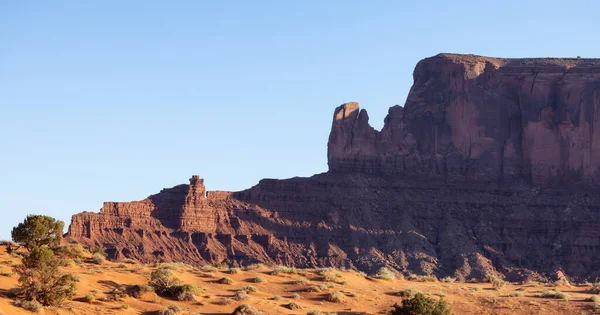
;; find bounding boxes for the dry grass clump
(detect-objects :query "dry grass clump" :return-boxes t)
[327,291,345,303]
[271,265,298,275]
[14,299,44,313]
[540,290,569,300]
[370,267,396,280]
[231,304,263,315]
[218,277,233,285]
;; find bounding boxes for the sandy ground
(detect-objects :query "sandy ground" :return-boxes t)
[0,246,597,315]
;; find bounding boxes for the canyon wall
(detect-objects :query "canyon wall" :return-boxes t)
[67,54,600,282]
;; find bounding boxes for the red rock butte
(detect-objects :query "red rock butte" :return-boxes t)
[67,53,600,282]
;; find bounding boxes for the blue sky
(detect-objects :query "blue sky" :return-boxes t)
[1,0,598,239]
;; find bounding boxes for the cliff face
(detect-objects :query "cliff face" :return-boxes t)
[329,54,600,185]
[67,54,600,282]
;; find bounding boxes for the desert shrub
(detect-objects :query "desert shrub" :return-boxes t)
[398,287,419,298]
[243,263,264,271]
[201,265,217,272]
[232,304,262,315]
[55,243,87,259]
[121,304,129,309]
[588,283,600,294]
[11,215,64,250]
[83,294,95,302]
[272,295,281,301]
[295,277,309,284]
[307,311,337,315]
[371,267,395,280]
[390,292,453,315]
[124,258,136,264]
[229,267,241,274]
[315,268,332,276]
[14,299,44,313]
[286,302,302,310]
[149,268,181,296]
[233,290,250,301]
[174,284,203,301]
[218,277,233,285]
[158,305,183,315]
[327,291,344,303]
[92,246,108,258]
[216,297,234,305]
[510,291,524,297]
[291,292,300,299]
[130,284,155,298]
[488,275,505,290]
[92,253,106,265]
[251,276,265,283]
[440,277,455,283]
[271,265,298,275]
[15,246,76,306]
[243,285,258,292]
[541,290,569,300]
[586,295,600,302]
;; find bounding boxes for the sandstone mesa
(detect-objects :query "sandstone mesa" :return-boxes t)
[66,53,600,282]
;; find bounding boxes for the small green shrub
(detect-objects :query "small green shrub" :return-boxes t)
[149,268,181,296]
[390,293,452,315]
[218,277,233,285]
[295,277,308,284]
[229,267,241,274]
[541,290,569,300]
[252,276,265,283]
[398,287,419,298]
[243,285,258,292]
[272,295,281,301]
[271,266,298,275]
[488,275,505,290]
[121,304,129,309]
[216,297,233,305]
[371,267,395,280]
[83,294,95,302]
[243,263,264,271]
[291,292,300,299]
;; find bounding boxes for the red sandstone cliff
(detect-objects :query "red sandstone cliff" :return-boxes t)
[66,54,600,282]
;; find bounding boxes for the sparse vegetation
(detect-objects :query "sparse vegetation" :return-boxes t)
[371,267,396,280]
[14,299,44,313]
[92,253,106,265]
[327,291,345,303]
[233,290,250,301]
[229,267,241,274]
[488,275,505,290]
[286,302,302,310]
[510,291,524,297]
[149,268,181,296]
[15,246,77,306]
[218,276,233,285]
[586,295,600,302]
[398,287,419,298]
[232,304,263,315]
[541,290,569,300]
[271,265,298,275]
[390,292,453,315]
[251,276,265,283]
[243,285,258,292]
[11,215,64,250]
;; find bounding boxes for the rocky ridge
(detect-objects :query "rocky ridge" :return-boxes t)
[67,54,600,282]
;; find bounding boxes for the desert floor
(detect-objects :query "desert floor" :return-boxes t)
[0,245,597,315]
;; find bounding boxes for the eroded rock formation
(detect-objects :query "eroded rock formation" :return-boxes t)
[67,54,600,282]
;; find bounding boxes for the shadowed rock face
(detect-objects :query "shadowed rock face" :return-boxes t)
[67,54,600,282]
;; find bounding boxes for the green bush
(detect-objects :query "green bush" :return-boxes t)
[487,275,505,290]
[541,290,569,300]
[16,246,76,306]
[83,294,95,302]
[130,284,154,298]
[398,288,419,298]
[11,215,64,250]
[390,292,453,315]
[229,267,241,274]
[149,268,181,296]
[371,267,396,280]
[251,276,265,283]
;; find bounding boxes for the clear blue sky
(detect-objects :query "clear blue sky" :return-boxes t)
[1,0,598,240]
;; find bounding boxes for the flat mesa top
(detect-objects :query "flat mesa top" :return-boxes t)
[433,53,600,69]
